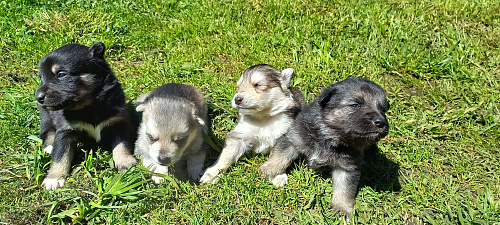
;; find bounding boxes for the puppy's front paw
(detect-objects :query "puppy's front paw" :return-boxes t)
[42,178,65,190]
[200,167,221,184]
[186,164,204,182]
[44,145,53,154]
[333,210,351,223]
[151,175,164,184]
[332,201,354,222]
[259,162,281,180]
[271,174,288,187]
[187,171,201,182]
[115,155,138,171]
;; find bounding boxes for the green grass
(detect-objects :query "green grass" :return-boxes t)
[1,0,500,224]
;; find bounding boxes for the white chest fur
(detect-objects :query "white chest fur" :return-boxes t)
[70,116,121,142]
[233,113,293,154]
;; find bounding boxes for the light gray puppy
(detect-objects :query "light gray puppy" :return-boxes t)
[135,83,208,183]
[260,78,390,221]
[200,64,305,184]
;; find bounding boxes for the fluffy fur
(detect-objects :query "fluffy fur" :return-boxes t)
[36,42,137,190]
[135,83,208,183]
[259,78,390,220]
[200,64,305,184]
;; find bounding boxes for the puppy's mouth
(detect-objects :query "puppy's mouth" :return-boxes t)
[153,157,180,166]
[235,104,259,111]
[39,98,93,111]
[237,106,265,116]
[156,161,172,166]
[237,106,256,110]
[352,129,388,140]
[38,103,65,111]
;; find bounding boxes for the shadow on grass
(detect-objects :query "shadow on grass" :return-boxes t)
[291,143,401,193]
[360,144,401,192]
[202,102,231,164]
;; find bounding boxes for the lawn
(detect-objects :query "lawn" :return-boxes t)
[1,0,499,224]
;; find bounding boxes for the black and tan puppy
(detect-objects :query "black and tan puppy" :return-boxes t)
[259,78,390,220]
[36,42,138,190]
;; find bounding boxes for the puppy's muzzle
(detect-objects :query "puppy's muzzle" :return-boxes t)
[35,88,46,104]
[157,155,171,165]
[36,93,46,104]
[234,96,243,105]
[372,116,387,128]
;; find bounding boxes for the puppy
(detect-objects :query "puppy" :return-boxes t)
[259,78,390,220]
[135,83,208,183]
[200,64,305,184]
[35,42,138,190]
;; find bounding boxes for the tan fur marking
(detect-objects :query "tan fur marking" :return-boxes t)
[43,147,74,189]
[45,130,56,146]
[112,142,137,171]
[51,64,60,74]
[46,157,72,179]
[44,131,56,154]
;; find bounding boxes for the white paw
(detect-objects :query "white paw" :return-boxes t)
[44,145,53,154]
[200,167,221,184]
[42,178,65,190]
[151,175,164,184]
[335,211,352,223]
[271,174,288,187]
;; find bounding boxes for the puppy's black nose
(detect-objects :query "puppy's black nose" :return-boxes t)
[372,117,387,128]
[234,96,243,105]
[36,92,46,104]
[157,156,171,165]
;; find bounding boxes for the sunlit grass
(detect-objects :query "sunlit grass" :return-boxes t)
[1,0,499,224]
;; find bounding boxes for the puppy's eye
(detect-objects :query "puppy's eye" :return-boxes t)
[173,136,187,141]
[351,104,360,108]
[172,136,188,146]
[147,133,158,143]
[57,72,68,78]
[253,83,260,88]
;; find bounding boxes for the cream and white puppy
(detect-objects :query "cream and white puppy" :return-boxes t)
[200,64,305,184]
[135,83,208,183]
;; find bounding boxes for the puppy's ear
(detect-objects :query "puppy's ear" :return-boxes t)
[136,104,146,112]
[191,108,205,126]
[280,68,294,90]
[318,86,336,108]
[89,42,105,59]
[135,92,151,112]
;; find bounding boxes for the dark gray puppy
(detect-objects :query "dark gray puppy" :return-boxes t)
[260,78,390,220]
[36,43,138,190]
